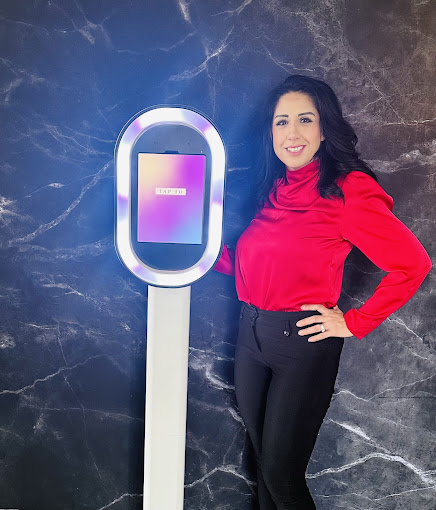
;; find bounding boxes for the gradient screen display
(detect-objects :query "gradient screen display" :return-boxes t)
[137,153,206,244]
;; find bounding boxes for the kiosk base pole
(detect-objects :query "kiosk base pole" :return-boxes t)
[143,285,191,510]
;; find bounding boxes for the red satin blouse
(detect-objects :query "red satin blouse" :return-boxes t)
[215,160,432,339]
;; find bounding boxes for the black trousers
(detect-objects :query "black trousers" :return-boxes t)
[234,303,344,510]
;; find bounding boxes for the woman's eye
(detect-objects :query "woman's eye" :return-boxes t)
[300,117,312,123]
[276,119,287,126]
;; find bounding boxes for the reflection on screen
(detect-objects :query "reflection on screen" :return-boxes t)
[137,153,206,244]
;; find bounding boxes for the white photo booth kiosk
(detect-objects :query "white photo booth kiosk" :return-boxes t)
[115,107,226,510]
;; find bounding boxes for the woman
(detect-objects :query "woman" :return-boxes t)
[215,75,432,510]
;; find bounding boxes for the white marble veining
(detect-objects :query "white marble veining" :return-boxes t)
[0,0,434,509]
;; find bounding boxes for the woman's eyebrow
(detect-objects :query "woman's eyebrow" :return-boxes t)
[274,112,316,119]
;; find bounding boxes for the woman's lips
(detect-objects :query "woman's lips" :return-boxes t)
[285,145,305,154]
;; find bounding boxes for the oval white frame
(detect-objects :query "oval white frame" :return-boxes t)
[115,107,226,287]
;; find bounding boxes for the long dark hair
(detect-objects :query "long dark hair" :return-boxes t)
[254,75,377,209]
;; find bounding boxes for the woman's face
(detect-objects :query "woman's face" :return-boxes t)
[271,91,324,171]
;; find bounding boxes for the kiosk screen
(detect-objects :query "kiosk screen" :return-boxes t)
[137,153,206,244]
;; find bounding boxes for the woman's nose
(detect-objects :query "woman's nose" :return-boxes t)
[286,122,300,139]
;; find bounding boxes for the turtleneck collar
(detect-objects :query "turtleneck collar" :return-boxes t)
[285,159,320,184]
[267,159,321,211]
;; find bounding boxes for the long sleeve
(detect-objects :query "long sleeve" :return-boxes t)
[214,244,235,276]
[340,172,432,339]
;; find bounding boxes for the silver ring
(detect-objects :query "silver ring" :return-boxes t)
[320,324,326,333]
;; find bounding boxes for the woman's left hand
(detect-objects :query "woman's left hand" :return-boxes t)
[296,304,354,342]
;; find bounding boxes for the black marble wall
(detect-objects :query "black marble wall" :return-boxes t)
[1,1,435,509]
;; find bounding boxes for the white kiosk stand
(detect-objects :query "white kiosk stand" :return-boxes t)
[115,107,226,510]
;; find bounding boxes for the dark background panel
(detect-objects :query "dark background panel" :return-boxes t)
[0,1,434,509]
